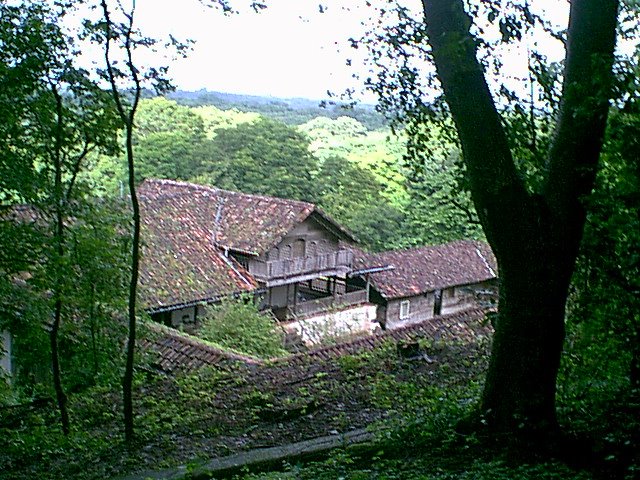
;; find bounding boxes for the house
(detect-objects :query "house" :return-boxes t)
[350,241,498,330]
[139,179,377,339]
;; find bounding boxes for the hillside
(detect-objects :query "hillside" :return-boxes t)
[167,89,389,129]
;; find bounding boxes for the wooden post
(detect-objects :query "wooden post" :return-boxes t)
[366,274,370,302]
[293,283,298,312]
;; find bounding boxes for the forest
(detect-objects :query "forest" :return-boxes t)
[1,0,639,479]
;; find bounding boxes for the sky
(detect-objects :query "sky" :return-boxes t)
[91,0,570,102]
[134,0,379,100]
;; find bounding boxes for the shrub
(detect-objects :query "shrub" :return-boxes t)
[198,297,287,359]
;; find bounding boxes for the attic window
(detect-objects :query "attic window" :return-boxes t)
[399,300,410,319]
[445,287,455,299]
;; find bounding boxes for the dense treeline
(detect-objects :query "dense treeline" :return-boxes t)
[167,89,389,129]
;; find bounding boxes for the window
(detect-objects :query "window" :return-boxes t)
[293,238,305,258]
[445,287,455,299]
[307,241,317,257]
[399,300,410,319]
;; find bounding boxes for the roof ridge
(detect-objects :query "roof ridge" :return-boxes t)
[371,239,486,257]
[142,178,315,209]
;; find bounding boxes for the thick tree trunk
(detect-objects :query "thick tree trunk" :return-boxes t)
[481,250,570,433]
[420,0,619,438]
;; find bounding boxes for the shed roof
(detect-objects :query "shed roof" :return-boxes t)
[353,240,497,300]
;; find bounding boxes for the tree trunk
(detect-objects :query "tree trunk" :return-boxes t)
[100,0,142,443]
[50,299,70,435]
[122,120,140,443]
[420,0,619,438]
[51,85,70,435]
[481,246,570,433]
[631,321,640,389]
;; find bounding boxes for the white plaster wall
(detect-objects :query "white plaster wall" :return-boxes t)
[1,330,11,378]
[286,304,378,345]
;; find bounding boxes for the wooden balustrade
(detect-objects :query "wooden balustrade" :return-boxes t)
[291,289,368,318]
[250,250,353,282]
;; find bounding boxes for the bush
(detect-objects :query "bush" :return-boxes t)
[198,297,287,359]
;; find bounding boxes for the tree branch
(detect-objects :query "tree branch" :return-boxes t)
[544,0,619,234]
[421,0,532,258]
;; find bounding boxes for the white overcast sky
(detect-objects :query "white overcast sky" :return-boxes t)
[132,0,378,99]
[97,0,570,101]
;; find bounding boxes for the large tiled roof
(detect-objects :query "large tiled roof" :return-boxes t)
[138,179,356,310]
[139,179,353,255]
[353,240,497,299]
[139,180,257,310]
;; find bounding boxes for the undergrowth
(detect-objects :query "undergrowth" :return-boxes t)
[1,326,638,480]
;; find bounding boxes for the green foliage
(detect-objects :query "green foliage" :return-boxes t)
[0,202,130,397]
[298,117,409,207]
[198,297,287,359]
[168,90,388,129]
[192,105,259,138]
[133,98,214,181]
[316,156,404,250]
[0,2,127,422]
[0,2,120,205]
[568,106,640,390]
[195,117,319,202]
[400,150,484,247]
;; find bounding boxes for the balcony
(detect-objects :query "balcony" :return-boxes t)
[250,250,353,286]
[290,289,368,318]
[270,288,369,321]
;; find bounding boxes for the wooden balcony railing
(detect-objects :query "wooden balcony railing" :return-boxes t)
[250,250,353,282]
[290,289,369,318]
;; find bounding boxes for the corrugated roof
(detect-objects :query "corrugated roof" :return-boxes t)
[353,240,497,299]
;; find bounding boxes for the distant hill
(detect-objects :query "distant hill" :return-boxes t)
[167,90,389,130]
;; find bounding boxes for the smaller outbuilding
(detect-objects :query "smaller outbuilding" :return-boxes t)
[351,240,498,330]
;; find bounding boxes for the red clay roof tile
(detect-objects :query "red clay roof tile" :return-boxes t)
[352,240,497,299]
